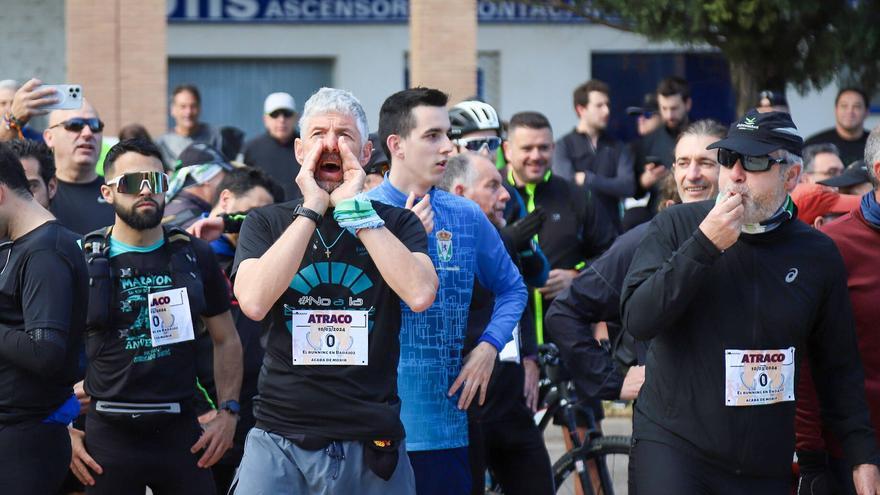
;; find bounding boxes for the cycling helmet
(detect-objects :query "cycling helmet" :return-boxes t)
[449,100,501,136]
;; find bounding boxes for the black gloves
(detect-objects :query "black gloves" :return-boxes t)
[501,207,546,252]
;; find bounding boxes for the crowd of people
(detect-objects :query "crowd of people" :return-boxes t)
[0,72,879,495]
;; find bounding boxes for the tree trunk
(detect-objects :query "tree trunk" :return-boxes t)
[728,60,788,117]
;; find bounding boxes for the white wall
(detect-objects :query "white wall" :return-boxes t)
[168,23,409,132]
[171,22,873,140]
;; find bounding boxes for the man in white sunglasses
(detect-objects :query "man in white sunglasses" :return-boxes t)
[68,138,242,495]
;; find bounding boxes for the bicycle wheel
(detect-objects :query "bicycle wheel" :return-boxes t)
[552,435,632,495]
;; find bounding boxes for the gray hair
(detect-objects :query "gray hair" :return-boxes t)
[0,79,18,91]
[864,126,880,187]
[801,143,840,173]
[437,153,479,192]
[298,87,369,145]
[678,119,727,144]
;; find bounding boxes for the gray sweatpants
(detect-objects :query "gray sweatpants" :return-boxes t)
[231,428,416,495]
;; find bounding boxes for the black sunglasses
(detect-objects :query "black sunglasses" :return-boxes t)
[268,109,294,119]
[49,117,104,133]
[106,171,169,195]
[717,149,787,172]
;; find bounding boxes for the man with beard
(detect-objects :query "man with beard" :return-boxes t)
[624,77,692,230]
[231,87,438,494]
[68,139,242,494]
[0,143,87,494]
[546,118,726,411]
[553,79,635,234]
[622,110,880,493]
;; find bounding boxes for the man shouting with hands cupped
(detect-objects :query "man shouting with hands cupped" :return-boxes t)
[231,87,438,495]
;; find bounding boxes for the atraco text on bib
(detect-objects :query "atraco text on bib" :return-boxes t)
[292,310,369,366]
[725,347,795,406]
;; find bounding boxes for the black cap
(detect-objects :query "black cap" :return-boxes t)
[818,160,871,188]
[707,109,804,156]
[626,93,659,116]
[757,89,788,108]
[365,133,389,175]
[176,143,234,171]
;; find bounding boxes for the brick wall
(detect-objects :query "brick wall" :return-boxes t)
[410,0,476,105]
[67,0,166,137]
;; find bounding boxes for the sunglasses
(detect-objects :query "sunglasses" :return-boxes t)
[717,149,787,172]
[49,117,104,133]
[455,136,503,152]
[268,109,294,119]
[106,171,169,195]
[642,111,655,119]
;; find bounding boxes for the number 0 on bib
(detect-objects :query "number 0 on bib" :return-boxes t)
[292,310,369,366]
[725,347,795,406]
[148,287,195,347]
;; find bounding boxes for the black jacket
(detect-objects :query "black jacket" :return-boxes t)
[621,200,877,476]
[553,130,635,233]
[545,222,650,401]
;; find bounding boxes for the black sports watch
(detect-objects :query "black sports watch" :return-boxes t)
[219,400,240,416]
[293,204,322,226]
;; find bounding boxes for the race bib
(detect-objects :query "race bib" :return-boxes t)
[148,287,195,347]
[291,310,369,366]
[499,324,521,364]
[725,347,795,406]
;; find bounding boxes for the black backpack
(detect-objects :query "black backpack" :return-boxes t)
[82,225,202,331]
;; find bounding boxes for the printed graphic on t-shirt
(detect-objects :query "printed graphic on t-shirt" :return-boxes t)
[286,262,375,334]
[118,273,174,363]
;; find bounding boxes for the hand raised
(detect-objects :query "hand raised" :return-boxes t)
[329,136,366,206]
[405,192,434,233]
[295,140,330,214]
[698,192,744,251]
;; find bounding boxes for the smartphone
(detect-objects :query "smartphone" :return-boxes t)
[41,84,83,111]
[645,155,665,167]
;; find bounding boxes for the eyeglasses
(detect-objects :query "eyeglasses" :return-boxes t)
[106,171,169,194]
[268,109,294,119]
[455,136,503,152]
[717,149,787,172]
[48,117,104,133]
[641,111,655,119]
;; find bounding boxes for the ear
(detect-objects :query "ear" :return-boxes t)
[813,216,825,229]
[784,163,803,193]
[664,199,676,209]
[387,134,403,160]
[360,139,373,167]
[100,184,115,205]
[502,140,511,162]
[873,161,880,184]
[574,104,587,118]
[43,128,54,148]
[218,188,233,211]
[453,183,466,197]
[685,98,693,112]
[294,137,304,164]
[47,177,58,201]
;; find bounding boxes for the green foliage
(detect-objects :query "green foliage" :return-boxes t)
[508,0,879,100]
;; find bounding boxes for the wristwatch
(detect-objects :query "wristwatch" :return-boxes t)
[293,204,322,226]
[219,400,240,416]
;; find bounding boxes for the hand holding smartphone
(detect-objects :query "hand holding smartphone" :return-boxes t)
[40,84,83,111]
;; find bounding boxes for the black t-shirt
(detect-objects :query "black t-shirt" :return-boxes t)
[804,128,869,165]
[84,234,230,403]
[231,200,428,441]
[242,132,302,201]
[0,221,87,423]
[50,177,115,235]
